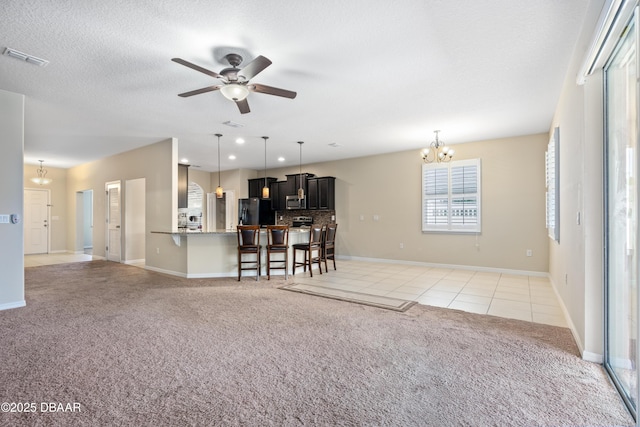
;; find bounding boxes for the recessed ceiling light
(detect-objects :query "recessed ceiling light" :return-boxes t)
[236,138,245,144]
[228,155,236,160]
[180,158,189,163]
[278,157,285,162]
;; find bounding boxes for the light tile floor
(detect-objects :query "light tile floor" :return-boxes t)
[24,254,567,328]
[292,259,568,327]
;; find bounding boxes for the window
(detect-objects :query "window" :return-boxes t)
[422,159,481,233]
[545,127,559,242]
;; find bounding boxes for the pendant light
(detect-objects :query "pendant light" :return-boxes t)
[215,134,223,198]
[297,141,305,199]
[31,160,52,185]
[262,136,270,198]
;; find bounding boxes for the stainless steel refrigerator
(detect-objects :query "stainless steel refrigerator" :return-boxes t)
[238,198,275,227]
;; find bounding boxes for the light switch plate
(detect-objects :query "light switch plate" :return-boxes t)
[0,215,9,224]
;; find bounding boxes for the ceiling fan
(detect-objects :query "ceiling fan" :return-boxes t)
[172,53,297,114]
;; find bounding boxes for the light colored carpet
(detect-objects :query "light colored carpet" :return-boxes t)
[0,261,632,426]
[280,283,417,311]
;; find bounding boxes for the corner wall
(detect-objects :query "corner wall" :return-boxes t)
[66,139,183,273]
[0,89,25,310]
[548,0,606,360]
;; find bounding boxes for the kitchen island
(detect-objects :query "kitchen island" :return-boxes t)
[149,228,310,279]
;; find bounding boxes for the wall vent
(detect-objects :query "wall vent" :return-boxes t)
[3,47,49,67]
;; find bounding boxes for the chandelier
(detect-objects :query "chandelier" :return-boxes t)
[421,130,454,163]
[31,160,52,185]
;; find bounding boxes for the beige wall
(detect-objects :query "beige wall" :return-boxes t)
[266,133,549,273]
[0,89,25,309]
[66,138,183,273]
[23,164,68,253]
[548,0,606,361]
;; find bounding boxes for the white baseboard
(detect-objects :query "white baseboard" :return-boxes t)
[144,265,188,278]
[124,259,145,265]
[548,275,603,363]
[336,255,549,277]
[0,300,26,311]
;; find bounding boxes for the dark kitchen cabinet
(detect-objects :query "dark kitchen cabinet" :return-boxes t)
[285,173,314,197]
[248,177,277,199]
[307,177,335,210]
[269,181,287,211]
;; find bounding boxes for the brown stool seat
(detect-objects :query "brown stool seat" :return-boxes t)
[292,224,323,277]
[266,225,289,280]
[237,225,261,281]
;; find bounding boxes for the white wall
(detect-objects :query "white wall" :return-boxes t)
[0,89,25,310]
[548,0,606,360]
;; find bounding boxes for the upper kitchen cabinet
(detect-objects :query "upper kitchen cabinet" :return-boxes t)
[269,180,287,211]
[307,177,335,210]
[248,177,277,199]
[285,173,315,197]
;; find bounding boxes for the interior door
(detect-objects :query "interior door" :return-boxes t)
[106,181,121,262]
[24,188,49,254]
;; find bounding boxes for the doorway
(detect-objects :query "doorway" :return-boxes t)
[124,178,145,265]
[105,181,121,262]
[24,188,50,254]
[82,190,93,254]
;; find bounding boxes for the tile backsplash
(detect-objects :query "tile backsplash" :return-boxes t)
[276,210,336,227]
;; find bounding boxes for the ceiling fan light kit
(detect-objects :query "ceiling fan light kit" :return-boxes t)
[220,84,249,101]
[172,52,296,114]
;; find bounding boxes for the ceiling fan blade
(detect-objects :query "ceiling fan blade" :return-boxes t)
[178,85,221,97]
[250,83,297,99]
[172,58,221,79]
[235,98,250,114]
[239,55,272,80]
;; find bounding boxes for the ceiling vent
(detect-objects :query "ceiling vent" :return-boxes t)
[3,47,49,67]
[222,120,244,128]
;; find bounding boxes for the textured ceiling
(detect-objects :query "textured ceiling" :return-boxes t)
[1,0,591,172]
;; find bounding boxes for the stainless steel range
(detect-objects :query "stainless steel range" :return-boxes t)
[292,216,313,227]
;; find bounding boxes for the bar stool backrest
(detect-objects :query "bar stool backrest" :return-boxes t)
[237,225,260,248]
[267,225,289,247]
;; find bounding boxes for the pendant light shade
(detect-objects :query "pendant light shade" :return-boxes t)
[31,160,52,185]
[297,141,305,199]
[262,136,270,199]
[215,134,223,198]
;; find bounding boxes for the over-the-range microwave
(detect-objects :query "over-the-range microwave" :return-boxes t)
[285,195,306,210]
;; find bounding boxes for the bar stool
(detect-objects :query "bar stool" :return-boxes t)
[292,224,324,277]
[237,225,261,281]
[266,225,289,280]
[321,223,338,272]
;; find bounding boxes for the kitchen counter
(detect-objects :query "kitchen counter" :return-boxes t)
[148,227,310,279]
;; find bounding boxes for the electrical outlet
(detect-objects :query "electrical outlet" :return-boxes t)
[359,215,364,221]
[400,243,404,249]
[156,247,160,254]
[526,249,532,257]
